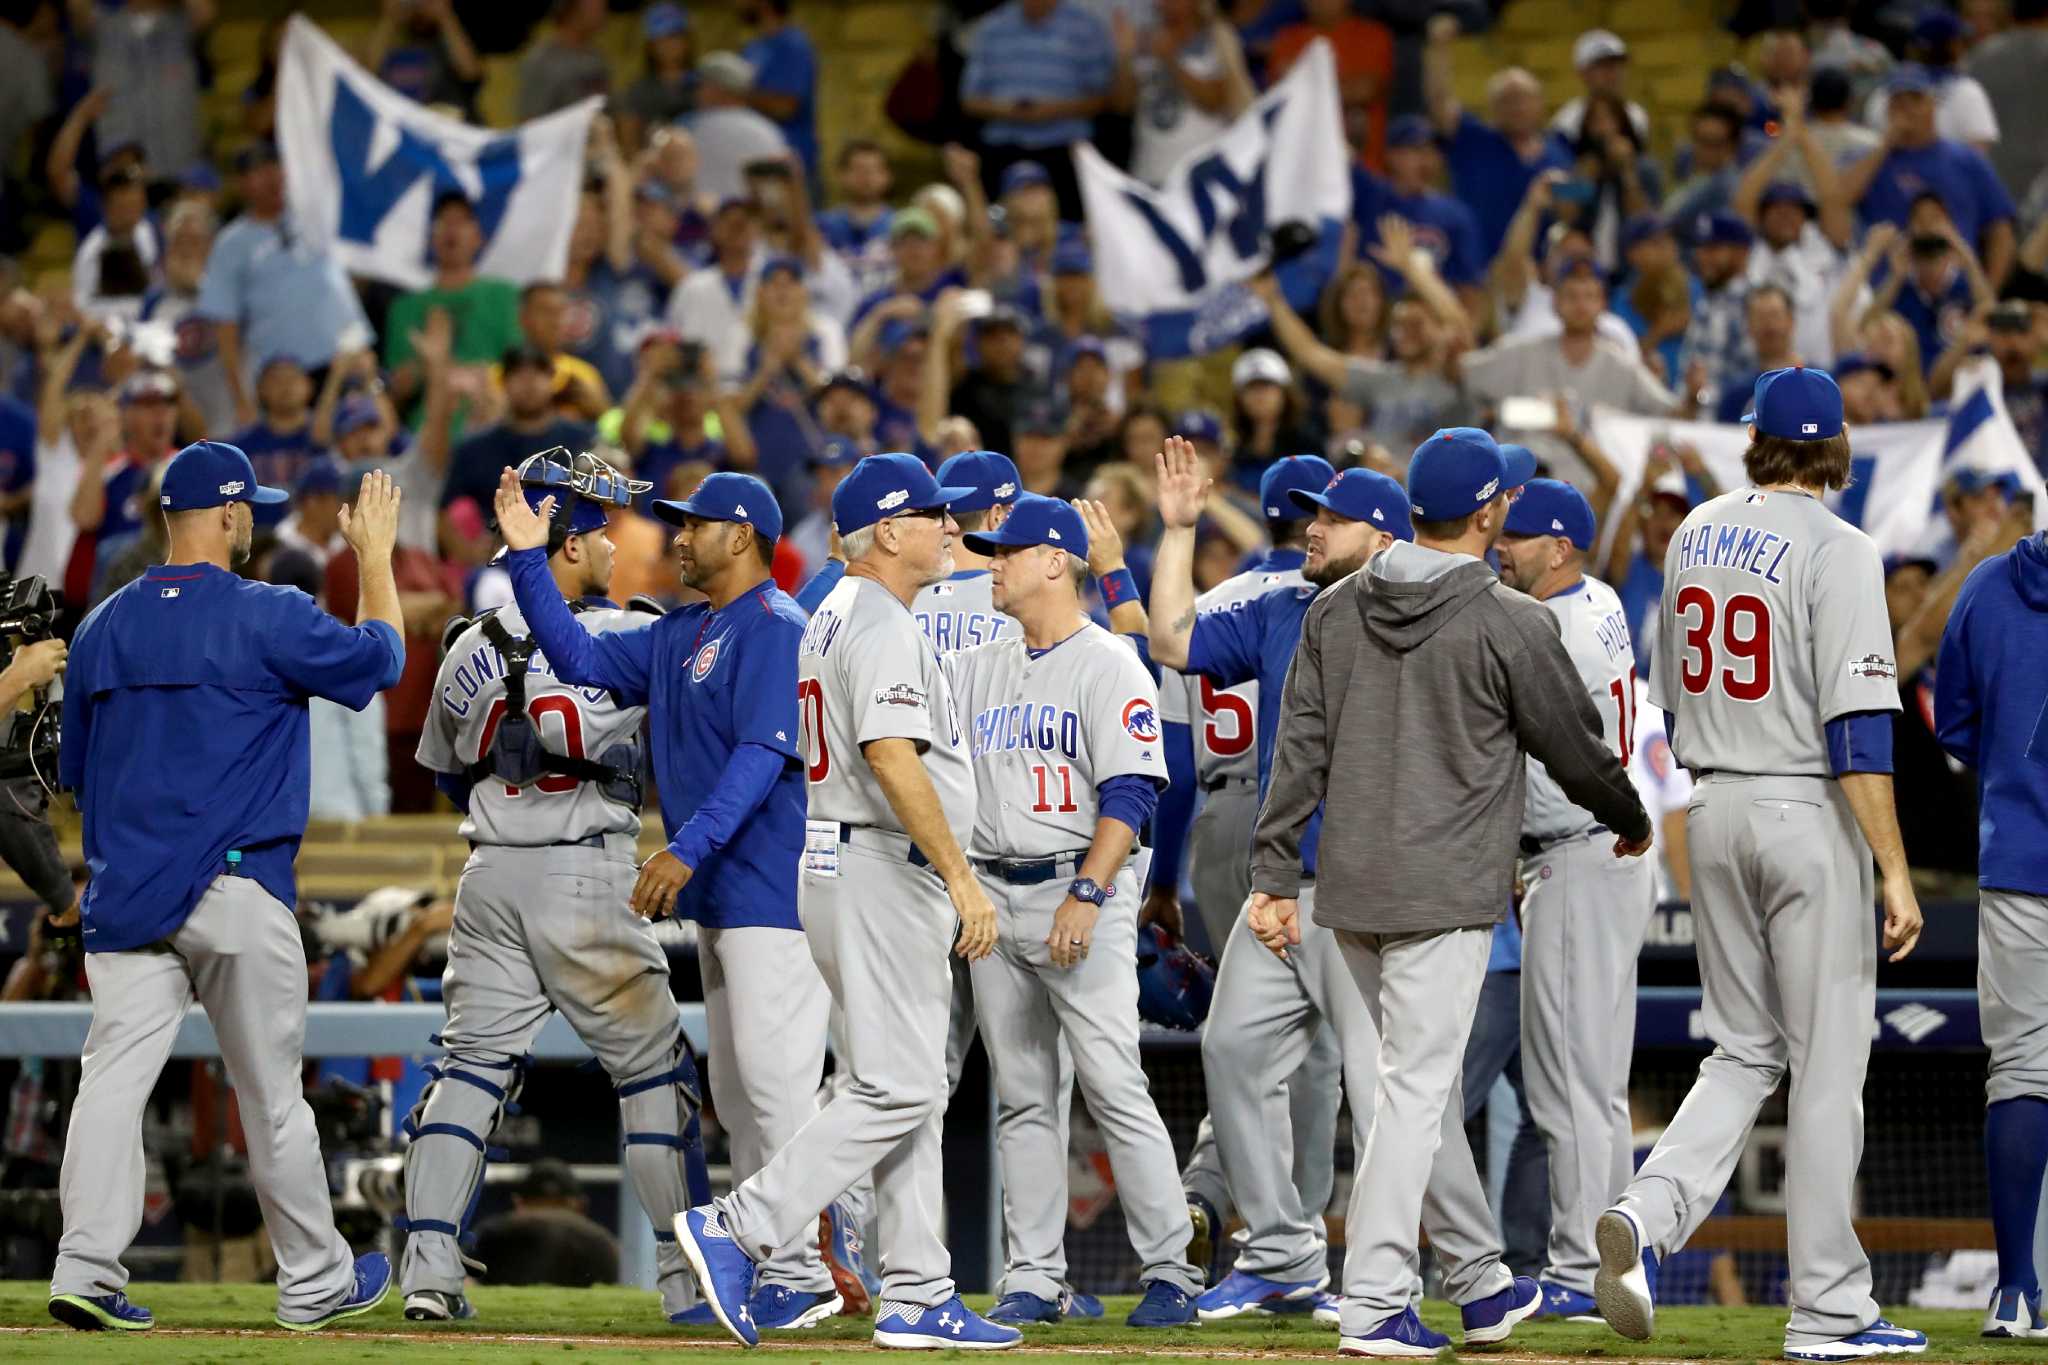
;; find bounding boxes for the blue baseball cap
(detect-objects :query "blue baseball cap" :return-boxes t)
[334,395,382,438]
[294,458,345,500]
[1759,180,1816,213]
[1407,427,1513,520]
[1946,466,2023,499]
[1001,161,1052,196]
[1178,409,1224,447]
[1690,210,1754,248]
[1912,9,1965,46]
[936,450,1021,512]
[809,437,863,470]
[160,441,289,512]
[1833,350,1894,382]
[1289,467,1414,540]
[962,492,1088,559]
[1259,454,1336,519]
[644,1,689,38]
[1052,238,1093,276]
[1621,212,1669,252]
[652,470,784,540]
[1887,63,1936,96]
[523,481,611,537]
[1385,114,1435,148]
[1498,443,1539,489]
[1740,366,1844,440]
[1062,336,1108,370]
[832,452,975,534]
[1502,477,1597,550]
[761,253,805,282]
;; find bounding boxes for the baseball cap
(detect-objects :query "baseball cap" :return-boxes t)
[652,469,784,539]
[643,1,689,39]
[1912,8,1966,46]
[1573,29,1628,68]
[334,395,383,437]
[760,254,805,282]
[1384,114,1435,149]
[809,437,864,470]
[1502,477,1597,550]
[1759,181,1816,214]
[1810,67,1853,113]
[1621,213,1669,252]
[1407,427,1512,519]
[832,452,975,535]
[936,449,1022,512]
[159,440,289,512]
[1061,336,1108,370]
[1289,467,1414,540]
[1887,63,1936,96]
[962,491,1087,558]
[235,140,279,173]
[1988,299,2033,333]
[120,369,179,405]
[974,303,1027,334]
[1740,366,1844,440]
[258,351,308,379]
[179,161,221,193]
[1259,454,1336,519]
[294,459,345,500]
[634,178,680,212]
[815,367,872,400]
[1052,238,1093,276]
[699,52,756,93]
[1946,466,2023,499]
[1690,210,1754,248]
[1498,443,1539,489]
[1179,409,1224,447]
[1832,350,1895,381]
[1000,161,1052,197]
[1232,347,1290,389]
[501,343,553,376]
[1013,395,1068,436]
[889,206,940,241]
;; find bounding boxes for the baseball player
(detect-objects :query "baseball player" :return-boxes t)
[406,453,715,1324]
[1149,454,1344,1285]
[1493,478,1656,1318]
[489,460,838,1330]
[1935,526,2048,1337]
[1596,368,1927,1361]
[51,444,402,1331]
[674,453,1020,1351]
[941,493,1199,1327]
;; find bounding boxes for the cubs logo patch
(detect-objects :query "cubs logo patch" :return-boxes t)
[1539,863,1553,880]
[691,638,722,682]
[1121,698,1159,742]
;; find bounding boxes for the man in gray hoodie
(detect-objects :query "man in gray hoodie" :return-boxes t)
[1249,427,1653,1357]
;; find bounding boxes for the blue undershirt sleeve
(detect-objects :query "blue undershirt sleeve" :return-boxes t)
[1826,710,1895,776]
[1099,773,1162,838]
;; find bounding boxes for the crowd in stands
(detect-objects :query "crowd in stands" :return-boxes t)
[0,0,2036,875]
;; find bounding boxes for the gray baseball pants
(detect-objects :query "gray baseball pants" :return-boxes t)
[1333,922,1513,1335]
[718,829,955,1307]
[52,876,357,1322]
[1615,774,1880,1347]
[971,861,1201,1300]
[1518,830,1656,1295]
[1980,890,2048,1106]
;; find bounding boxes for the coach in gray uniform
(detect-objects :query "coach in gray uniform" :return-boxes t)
[1250,428,1652,1356]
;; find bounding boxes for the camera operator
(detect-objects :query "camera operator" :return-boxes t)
[0,632,73,928]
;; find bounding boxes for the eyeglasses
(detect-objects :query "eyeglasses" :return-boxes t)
[891,506,949,522]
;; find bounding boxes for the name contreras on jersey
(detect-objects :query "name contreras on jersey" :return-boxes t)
[1672,522,1794,584]
[969,703,1082,761]
[918,609,1006,652]
[440,637,610,717]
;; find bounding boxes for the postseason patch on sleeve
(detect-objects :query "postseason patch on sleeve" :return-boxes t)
[874,683,929,709]
[1845,653,1897,683]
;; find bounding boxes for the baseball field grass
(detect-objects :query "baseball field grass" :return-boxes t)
[0,1284,2012,1363]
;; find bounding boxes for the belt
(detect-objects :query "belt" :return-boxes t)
[1199,774,1257,793]
[469,831,610,853]
[1519,824,1606,857]
[838,822,931,869]
[973,851,1089,886]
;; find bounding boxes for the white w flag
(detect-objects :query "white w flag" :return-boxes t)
[275,15,599,290]
[1940,356,2048,503]
[1076,39,1349,357]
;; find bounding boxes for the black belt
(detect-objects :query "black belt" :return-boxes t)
[973,852,1087,886]
[1199,774,1257,793]
[1519,825,1606,857]
[469,831,609,852]
[837,822,931,869]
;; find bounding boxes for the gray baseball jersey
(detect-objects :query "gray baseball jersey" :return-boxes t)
[1648,488,1901,776]
[946,622,1164,859]
[417,602,647,846]
[914,570,1019,654]
[1524,575,1637,840]
[799,574,976,836]
[1157,564,1305,786]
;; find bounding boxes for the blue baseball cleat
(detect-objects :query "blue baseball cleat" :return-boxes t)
[403,1288,476,1321]
[1784,1320,1928,1360]
[275,1251,392,1332]
[986,1291,1062,1325]
[1532,1281,1600,1321]
[1462,1275,1541,1345]
[1339,1306,1452,1357]
[748,1284,843,1330]
[1594,1205,1660,1341]
[1313,1290,1341,1326]
[674,1205,760,1347]
[873,1294,1022,1349]
[48,1291,153,1331]
[668,1302,722,1327]
[1060,1287,1104,1318]
[1127,1279,1198,1328]
[821,1198,877,1315]
[1195,1268,1324,1321]
[1984,1287,2048,1338]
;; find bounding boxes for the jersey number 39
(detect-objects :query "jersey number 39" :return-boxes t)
[1675,586,1774,702]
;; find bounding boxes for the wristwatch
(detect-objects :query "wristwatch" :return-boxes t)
[1068,877,1113,907]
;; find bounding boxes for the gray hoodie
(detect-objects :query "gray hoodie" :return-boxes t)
[1252,541,1651,934]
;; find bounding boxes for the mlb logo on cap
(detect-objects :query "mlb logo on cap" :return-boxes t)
[1740,366,1844,442]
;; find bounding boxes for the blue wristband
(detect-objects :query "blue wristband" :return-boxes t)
[1099,567,1138,609]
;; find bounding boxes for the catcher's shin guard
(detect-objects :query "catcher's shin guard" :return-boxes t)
[398,1050,524,1294]
[616,1034,711,1313]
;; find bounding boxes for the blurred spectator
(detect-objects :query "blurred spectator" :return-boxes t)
[816,139,898,302]
[1967,0,2048,200]
[1011,394,1080,499]
[687,53,789,204]
[1860,307,1931,417]
[813,367,878,452]
[230,355,325,526]
[1610,214,1696,383]
[1834,350,1897,424]
[17,334,114,587]
[747,152,857,327]
[636,127,716,267]
[1268,0,1393,168]
[71,161,157,323]
[472,1159,620,1288]
[786,437,857,570]
[1559,92,1661,269]
[1732,88,1855,366]
[0,335,31,562]
[619,333,753,504]
[1553,29,1649,145]
[240,13,287,143]
[67,367,178,605]
[1227,347,1315,482]
[850,207,962,334]
[1866,12,1999,152]
[0,4,53,197]
[1423,16,1571,261]
[45,92,146,238]
[735,254,845,492]
[1674,211,1756,414]
[136,200,234,438]
[1985,299,2046,471]
[197,142,373,427]
[942,297,1036,456]
[79,0,209,187]
[559,154,666,401]
[1708,284,1801,421]
[738,0,819,182]
[1603,445,1714,648]
[615,3,696,155]
[666,196,765,381]
[1843,66,2015,285]
[1663,105,1745,222]
[1751,29,1812,124]
[518,0,611,120]
[1871,204,1993,382]
[1493,177,1642,350]
[960,0,1116,220]
[308,679,392,821]
[1036,239,1139,395]
[1315,261,1388,362]
[1804,67,1881,179]
[1108,0,1254,187]
[869,321,930,451]
[1807,0,1893,96]
[440,345,593,510]
[275,459,347,571]
[364,0,482,115]
[1058,338,1119,471]
[384,191,521,429]
[511,281,611,421]
[315,342,447,555]
[1354,121,1485,304]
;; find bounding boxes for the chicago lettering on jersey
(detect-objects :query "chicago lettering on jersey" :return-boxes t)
[1672,521,1794,584]
[440,636,610,718]
[970,702,1083,761]
[918,608,1006,653]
